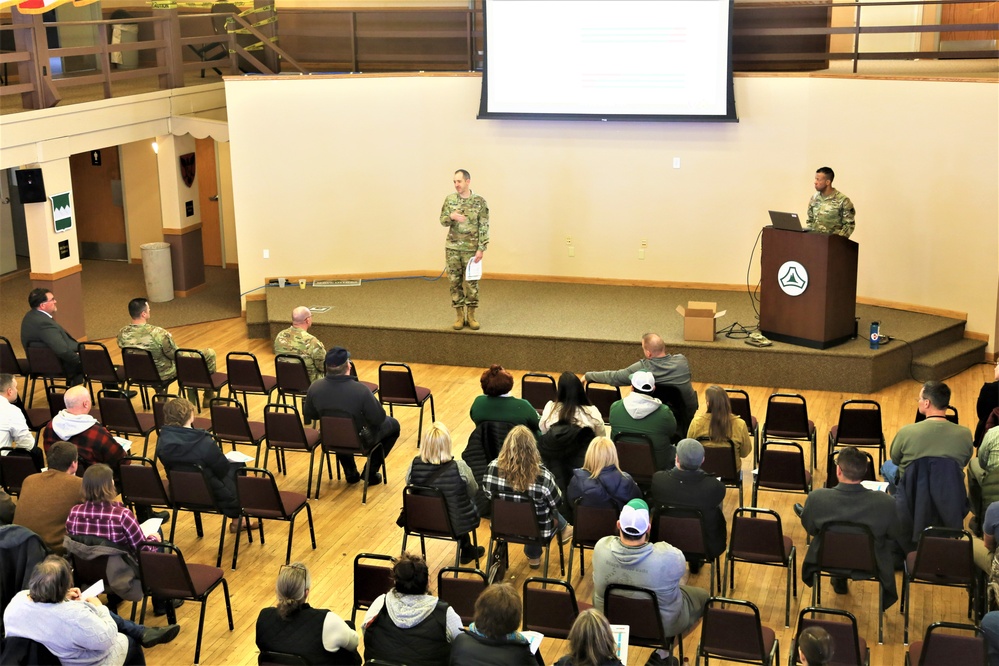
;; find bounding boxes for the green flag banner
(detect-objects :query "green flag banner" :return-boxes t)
[51,192,72,233]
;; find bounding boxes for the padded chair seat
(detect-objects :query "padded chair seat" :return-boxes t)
[734,535,794,564]
[709,625,776,661]
[25,407,51,429]
[905,551,971,585]
[760,470,811,490]
[768,421,815,438]
[136,413,156,432]
[208,373,228,389]
[853,637,868,666]
[360,381,378,394]
[908,640,924,665]
[192,416,212,430]
[390,386,432,405]
[274,428,320,452]
[829,425,881,446]
[187,562,225,596]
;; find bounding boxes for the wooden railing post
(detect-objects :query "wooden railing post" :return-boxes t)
[253,0,280,73]
[152,2,184,89]
[11,8,58,109]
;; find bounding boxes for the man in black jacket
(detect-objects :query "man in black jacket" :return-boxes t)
[304,347,399,484]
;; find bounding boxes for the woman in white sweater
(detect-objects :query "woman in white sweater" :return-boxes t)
[539,372,606,437]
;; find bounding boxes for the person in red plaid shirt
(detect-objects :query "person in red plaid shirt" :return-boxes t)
[42,385,128,472]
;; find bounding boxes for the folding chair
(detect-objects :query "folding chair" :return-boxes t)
[752,440,812,507]
[603,583,682,662]
[25,345,67,408]
[263,403,321,498]
[351,552,394,624]
[521,372,557,414]
[164,464,231,568]
[726,387,760,465]
[97,388,155,458]
[401,484,479,569]
[906,621,983,665]
[318,413,387,504]
[584,381,621,424]
[613,431,657,487]
[225,351,277,410]
[175,348,228,411]
[0,335,29,377]
[119,455,172,517]
[210,396,267,467]
[763,393,817,472]
[567,501,618,580]
[813,521,885,644]
[653,506,721,595]
[274,354,311,415]
[522,577,588,639]
[0,447,42,496]
[121,346,174,410]
[790,606,869,666]
[724,507,796,627]
[78,341,126,400]
[378,362,434,445]
[437,566,487,626]
[488,496,565,579]
[699,436,743,507]
[232,467,316,569]
[696,597,779,665]
[828,399,886,468]
[901,527,977,644]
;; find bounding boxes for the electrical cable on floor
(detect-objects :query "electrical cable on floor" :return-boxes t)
[719,321,756,339]
[362,268,447,283]
[745,227,764,320]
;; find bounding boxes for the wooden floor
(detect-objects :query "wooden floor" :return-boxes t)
[20,316,994,666]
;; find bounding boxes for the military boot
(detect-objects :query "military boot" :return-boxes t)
[453,307,466,330]
[466,307,480,330]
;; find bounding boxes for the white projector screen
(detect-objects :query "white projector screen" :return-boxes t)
[478,0,737,122]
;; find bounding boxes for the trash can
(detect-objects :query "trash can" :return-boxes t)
[110,9,139,70]
[140,242,174,303]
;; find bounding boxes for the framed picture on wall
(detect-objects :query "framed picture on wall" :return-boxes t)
[51,192,72,233]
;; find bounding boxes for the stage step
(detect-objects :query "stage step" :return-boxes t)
[911,337,988,382]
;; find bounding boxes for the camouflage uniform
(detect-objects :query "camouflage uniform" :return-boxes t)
[806,189,855,238]
[440,191,489,307]
[274,325,327,383]
[116,323,216,381]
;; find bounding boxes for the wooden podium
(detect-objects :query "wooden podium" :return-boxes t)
[760,227,858,349]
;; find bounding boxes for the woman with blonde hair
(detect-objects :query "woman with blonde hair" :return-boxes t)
[566,436,643,512]
[406,422,483,563]
[686,385,753,462]
[482,425,571,568]
[255,562,361,664]
[555,609,624,666]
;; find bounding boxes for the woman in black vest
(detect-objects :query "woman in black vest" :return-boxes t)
[362,552,461,666]
[255,562,361,665]
[406,422,483,564]
[450,583,537,665]
[554,609,624,666]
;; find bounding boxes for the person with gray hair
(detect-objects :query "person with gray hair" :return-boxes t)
[649,438,727,574]
[274,306,328,383]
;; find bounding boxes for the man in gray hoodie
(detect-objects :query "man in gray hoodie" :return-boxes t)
[609,371,677,470]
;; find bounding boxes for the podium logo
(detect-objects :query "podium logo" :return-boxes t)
[778,261,808,296]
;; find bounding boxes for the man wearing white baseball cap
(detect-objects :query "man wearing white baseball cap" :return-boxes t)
[592,498,708,666]
[609,371,678,471]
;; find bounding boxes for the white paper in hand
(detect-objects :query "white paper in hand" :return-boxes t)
[465,257,482,281]
[139,517,163,537]
[520,630,544,654]
[113,436,132,452]
[80,579,105,600]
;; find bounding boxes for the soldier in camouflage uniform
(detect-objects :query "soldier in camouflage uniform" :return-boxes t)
[274,306,327,383]
[440,169,489,331]
[117,298,216,401]
[806,166,856,238]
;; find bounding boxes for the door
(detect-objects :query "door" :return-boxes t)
[70,147,127,261]
[196,137,223,267]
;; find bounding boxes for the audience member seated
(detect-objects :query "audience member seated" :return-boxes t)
[3,555,179,666]
[406,421,484,564]
[798,626,834,666]
[981,610,999,666]
[362,552,462,666]
[592,498,708,664]
[20,288,83,386]
[13,441,83,554]
[0,373,44,468]
[273,306,328,384]
[975,496,999,574]
[469,365,540,435]
[976,362,999,447]
[0,490,12,525]
[255,562,361,665]
[156,398,255,534]
[554,608,625,666]
[540,372,606,437]
[482,425,572,569]
[449,583,537,665]
[566,436,643,516]
[64,464,181,618]
[649,439,727,575]
[42,386,129,474]
[584,333,698,418]
[970,423,999,520]
[609,371,677,471]
[685,385,753,464]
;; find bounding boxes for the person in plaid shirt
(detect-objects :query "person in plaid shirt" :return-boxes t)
[482,425,573,568]
[42,385,128,472]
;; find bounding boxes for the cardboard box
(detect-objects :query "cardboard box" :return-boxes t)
[675,301,726,342]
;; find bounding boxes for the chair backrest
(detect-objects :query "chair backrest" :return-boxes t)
[257,651,309,666]
[0,448,41,495]
[602,583,666,648]
[353,553,394,617]
[728,507,787,564]
[175,349,213,388]
[795,607,865,666]
[490,496,542,544]
[236,468,287,517]
[573,502,619,547]
[613,432,656,486]
[653,507,708,558]
[210,397,254,441]
[725,388,755,432]
[119,456,171,508]
[915,406,959,425]
[45,384,68,417]
[78,341,118,384]
[226,351,267,393]
[765,393,810,438]
[319,413,365,455]
[756,441,809,490]
[377,363,418,403]
[437,567,487,626]
[0,636,61,666]
[275,354,311,394]
[165,465,218,511]
[0,335,27,376]
[69,551,112,590]
[815,521,878,575]
[652,384,688,425]
[910,527,975,584]
[403,485,454,538]
[151,393,179,431]
[916,622,983,666]
[136,542,197,598]
[700,597,768,662]
[121,347,164,383]
[699,437,739,483]
[521,373,557,412]
[97,389,141,433]
[25,345,62,378]
[264,403,309,449]
[522,577,580,639]
[585,382,621,423]
[835,400,883,444]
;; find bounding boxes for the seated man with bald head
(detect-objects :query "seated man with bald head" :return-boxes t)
[42,385,128,473]
[274,306,328,384]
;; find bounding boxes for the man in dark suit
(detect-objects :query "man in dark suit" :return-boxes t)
[798,446,901,608]
[20,288,82,385]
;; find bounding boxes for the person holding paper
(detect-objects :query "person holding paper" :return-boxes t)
[440,169,489,331]
[554,608,625,666]
[449,583,538,665]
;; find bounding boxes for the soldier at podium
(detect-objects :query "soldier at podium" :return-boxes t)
[807,166,856,238]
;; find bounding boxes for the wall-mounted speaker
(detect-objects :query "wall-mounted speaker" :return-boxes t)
[15,168,46,204]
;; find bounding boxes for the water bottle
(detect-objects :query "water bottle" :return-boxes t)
[869,321,881,350]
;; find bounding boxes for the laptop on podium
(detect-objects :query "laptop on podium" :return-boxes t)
[768,210,806,232]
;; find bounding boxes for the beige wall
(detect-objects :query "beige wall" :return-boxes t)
[225,73,998,349]
[216,141,239,267]
[120,139,164,260]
